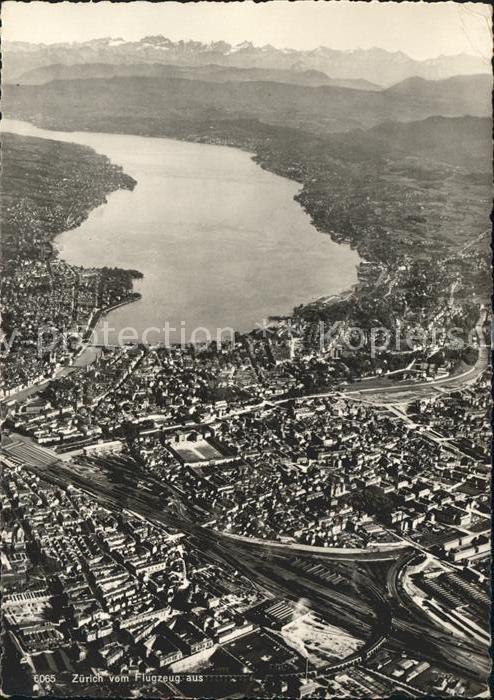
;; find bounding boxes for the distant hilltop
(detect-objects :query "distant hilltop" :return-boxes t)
[3,36,490,87]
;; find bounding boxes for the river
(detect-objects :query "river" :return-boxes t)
[3,118,359,345]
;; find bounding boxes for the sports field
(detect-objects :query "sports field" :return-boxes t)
[172,439,223,464]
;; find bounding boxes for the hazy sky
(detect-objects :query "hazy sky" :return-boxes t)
[2,1,492,61]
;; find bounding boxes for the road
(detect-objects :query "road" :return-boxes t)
[15,458,387,679]
[0,335,103,407]
[1,431,408,562]
[1,307,489,687]
[260,308,489,411]
[3,301,488,415]
[18,457,489,685]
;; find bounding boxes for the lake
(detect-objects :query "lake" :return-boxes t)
[3,118,360,344]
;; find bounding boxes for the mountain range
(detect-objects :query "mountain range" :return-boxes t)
[12,62,382,91]
[330,116,492,172]
[4,36,490,87]
[4,73,491,136]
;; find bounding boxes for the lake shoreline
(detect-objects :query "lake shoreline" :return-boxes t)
[3,118,361,344]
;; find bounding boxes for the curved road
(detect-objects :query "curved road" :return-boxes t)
[25,458,490,684]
